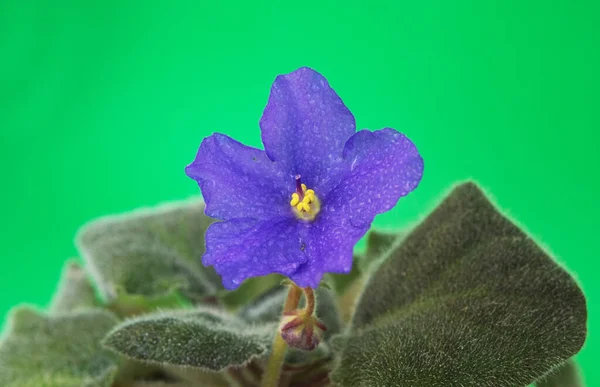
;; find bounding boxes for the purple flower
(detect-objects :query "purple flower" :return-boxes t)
[185,67,423,290]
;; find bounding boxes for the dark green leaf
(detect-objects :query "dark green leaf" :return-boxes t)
[50,261,98,313]
[77,199,220,301]
[166,367,230,387]
[219,274,284,309]
[284,342,331,366]
[332,182,587,387]
[106,286,192,318]
[327,256,362,295]
[358,229,404,273]
[0,307,119,387]
[314,287,342,340]
[535,360,583,387]
[130,382,192,387]
[102,307,273,371]
[237,285,288,324]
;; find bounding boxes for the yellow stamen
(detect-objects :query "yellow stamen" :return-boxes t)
[289,183,321,222]
[290,193,300,206]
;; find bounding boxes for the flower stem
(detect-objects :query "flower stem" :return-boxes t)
[261,283,302,387]
[284,284,302,313]
[261,333,288,387]
[302,287,315,316]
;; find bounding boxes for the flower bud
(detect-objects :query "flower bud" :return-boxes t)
[279,311,327,351]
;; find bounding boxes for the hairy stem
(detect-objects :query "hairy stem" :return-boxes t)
[260,283,301,387]
[302,287,315,316]
[261,334,288,387]
[284,285,302,313]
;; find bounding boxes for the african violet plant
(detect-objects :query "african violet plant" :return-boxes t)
[0,68,587,387]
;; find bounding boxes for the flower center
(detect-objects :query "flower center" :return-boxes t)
[289,176,320,221]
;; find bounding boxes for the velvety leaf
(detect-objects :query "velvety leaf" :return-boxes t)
[284,342,331,366]
[106,286,192,318]
[219,274,284,309]
[50,261,97,313]
[167,367,230,387]
[535,360,583,387]
[131,382,193,387]
[237,285,288,324]
[327,256,362,295]
[103,307,273,371]
[238,285,342,339]
[77,199,220,301]
[336,275,366,324]
[357,229,403,273]
[332,182,587,387]
[111,359,176,387]
[0,307,119,387]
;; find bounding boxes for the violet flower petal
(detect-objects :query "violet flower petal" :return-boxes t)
[203,216,307,290]
[290,208,368,288]
[259,67,356,194]
[186,68,424,290]
[328,128,424,227]
[289,128,422,287]
[185,133,291,220]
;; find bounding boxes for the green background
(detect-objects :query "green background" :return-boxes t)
[1,0,597,384]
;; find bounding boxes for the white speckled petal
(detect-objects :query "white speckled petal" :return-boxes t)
[203,216,307,290]
[331,128,424,227]
[259,67,356,194]
[185,133,292,220]
[290,209,368,288]
[289,128,422,287]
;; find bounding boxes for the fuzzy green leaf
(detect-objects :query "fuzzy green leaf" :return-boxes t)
[284,342,332,366]
[219,274,284,309]
[166,367,230,387]
[0,307,119,387]
[357,230,404,273]
[50,261,97,313]
[237,285,288,324]
[130,383,192,387]
[535,360,582,387]
[106,286,192,318]
[77,199,220,301]
[332,182,587,387]
[102,307,273,371]
[327,256,362,295]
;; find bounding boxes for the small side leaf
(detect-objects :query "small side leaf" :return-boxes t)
[332,182,588,387]
[50,261,97,313]
[0,307,119,387]
[535,360,583,387]
[77,199,220,301]
[103,307,273,371]
[106,286,192,318]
